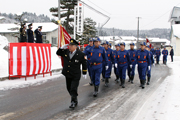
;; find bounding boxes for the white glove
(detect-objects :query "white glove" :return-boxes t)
[112,64,114,68]
[153,63,155,67]
[130,65,132,68]
[148,66,151,70]
[61,44,68,49]
[83,74,87,79]
[106,66,109,70]
[115,63,118,68]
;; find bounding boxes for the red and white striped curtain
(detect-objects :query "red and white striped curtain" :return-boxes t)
[9,43,51,76]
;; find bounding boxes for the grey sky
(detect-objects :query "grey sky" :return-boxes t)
[0,0,180,30]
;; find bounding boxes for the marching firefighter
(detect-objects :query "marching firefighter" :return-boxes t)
[89,37,108,97]
[155,47,161,64]
[136,42,151,89]
[56,39,87,109]
[162,47,168,65]
[83,38,94,86]
[114,43,120,82]
[127,42,137,84]
[116,42,131,88]
[146,45,155,85]
[103,41,115,87]
[27,23,34,43]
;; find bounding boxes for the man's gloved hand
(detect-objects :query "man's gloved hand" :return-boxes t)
[148,66,151,70]
[130,64,132,68]
[83,74,87,79]
[61,44,68,49]
[106,66,109,70]
[115,63,118,68]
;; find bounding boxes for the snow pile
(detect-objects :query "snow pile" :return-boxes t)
[0,73,62,91]
[0,35,9,78]
[0,35,9,48]
[51,47,62,70]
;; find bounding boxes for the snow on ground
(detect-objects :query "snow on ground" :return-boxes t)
[0,35,63,91]
[0,72,62,91]
[133,56,180,120]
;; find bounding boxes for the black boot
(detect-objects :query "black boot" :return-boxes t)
[101,77,105,82]
[131,76,134,84]
[69,97,78,109]
[128,76,131,82]
[89,77,93,86]
[122,79,125,88]
[119,78,122,86]
[139,80,142,87]
[142,80,145,89]
[93,86,99,97]
[147,77,150,85]
[104,78,109,87]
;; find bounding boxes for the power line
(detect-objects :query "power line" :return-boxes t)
[141,2,180,29]
[85,0,111,15]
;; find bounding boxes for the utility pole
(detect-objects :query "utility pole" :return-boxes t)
[58,0,61,23]
[136,17,141,49]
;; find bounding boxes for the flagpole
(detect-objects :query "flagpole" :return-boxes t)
[74,5,77,40]
[58,0,61,48]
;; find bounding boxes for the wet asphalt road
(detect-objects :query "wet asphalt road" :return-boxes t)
[0,64,170,120]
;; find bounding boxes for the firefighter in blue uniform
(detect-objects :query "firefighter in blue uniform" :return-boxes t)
[83,38,94,85]
[116,42,131,88]
[108,43,112,48]
[27,23,34,43]
[155,47,161,64]
[146,45,155,85]
[89,37,108,97]
[150,46,155,55]
[34,26,43,43]
[114,43,120,82]
[136,42,150,89]
[127,42,137,84]
[103,41,115,87]
[162,47,168,65]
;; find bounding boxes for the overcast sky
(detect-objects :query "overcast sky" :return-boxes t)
[0,0,180,30]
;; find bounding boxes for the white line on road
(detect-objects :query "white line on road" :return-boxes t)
[83,83,90,86]
[157,77,162,82]
[100,104,110,112]
[88,113,100,120]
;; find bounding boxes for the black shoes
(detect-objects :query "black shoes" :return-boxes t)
[104,78,109,87]
[93,86,99,97]
[147,77,150,85]
[69,97,78,109]
[121,79,125,88]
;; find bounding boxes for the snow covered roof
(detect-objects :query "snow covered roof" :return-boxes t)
[172,24,180,38]
[148,38,170,45]
[0,16,5,20]
[169,6,180,22]
[99,36,121,41]
[120,36,137,40]
[0,22,58,33]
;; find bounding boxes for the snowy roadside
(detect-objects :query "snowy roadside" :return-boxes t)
[132,56,180,120]
[0,72,63,91]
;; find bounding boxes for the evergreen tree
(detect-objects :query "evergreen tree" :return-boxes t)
[81,18,97,44]
[49,1,76,34]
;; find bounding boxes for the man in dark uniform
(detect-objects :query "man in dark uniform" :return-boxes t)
[19,23,27,42]
[34,26,43,43]
[170,46,174,62]
[56,39,87,109]
[27,23,34,43]
[155,47,161,64]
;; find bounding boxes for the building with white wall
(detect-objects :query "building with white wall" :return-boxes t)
[0,22,59,46]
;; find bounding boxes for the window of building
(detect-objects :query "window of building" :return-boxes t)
[175,21,180,24]
[52,37,57,45]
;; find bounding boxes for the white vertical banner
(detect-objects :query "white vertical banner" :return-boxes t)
[77,1,84,35]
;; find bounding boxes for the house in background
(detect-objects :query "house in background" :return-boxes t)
[169,6,180,56]
[0,22,59,46]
